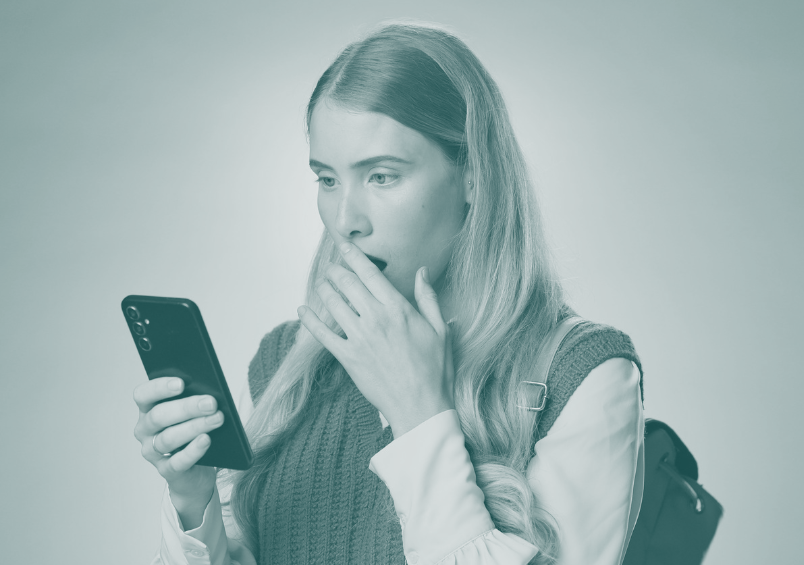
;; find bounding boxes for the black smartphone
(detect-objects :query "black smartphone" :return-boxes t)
[121,295,253,470]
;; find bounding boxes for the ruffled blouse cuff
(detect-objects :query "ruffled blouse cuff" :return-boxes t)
[160,485,229,565]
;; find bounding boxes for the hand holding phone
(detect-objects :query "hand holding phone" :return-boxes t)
[124,296,254,526]
[132,376,222,527]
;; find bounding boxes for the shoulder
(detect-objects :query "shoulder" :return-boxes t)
[247,320,301,404]
[536,319,644,437]
[253,320,301,364]
[553,320,642,378]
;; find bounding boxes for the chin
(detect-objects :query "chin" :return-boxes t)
[383,270,414,301]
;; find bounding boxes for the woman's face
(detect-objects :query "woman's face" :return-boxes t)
[309,100,470,305]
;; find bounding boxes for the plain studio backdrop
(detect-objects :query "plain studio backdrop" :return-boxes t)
[1,1,801,563]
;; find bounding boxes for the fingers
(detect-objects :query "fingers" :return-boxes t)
[315,278,359,333]
[162,434,212,473]
[153,411,224,456]
[297,305,346,358]
[338,242,398,304]
[133,377,184,413]
[323,262,376,314]
[414,266,447,335]
[138,394,218,439]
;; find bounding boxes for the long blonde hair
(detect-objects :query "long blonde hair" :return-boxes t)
[228,21,565,564]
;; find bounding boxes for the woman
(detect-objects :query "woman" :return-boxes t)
[133,22,644,565]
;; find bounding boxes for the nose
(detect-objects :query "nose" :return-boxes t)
[333,186,372,240]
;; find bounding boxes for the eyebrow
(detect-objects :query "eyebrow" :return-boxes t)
[309,155,414,171]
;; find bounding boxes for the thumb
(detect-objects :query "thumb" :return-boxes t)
[414,266,446,334]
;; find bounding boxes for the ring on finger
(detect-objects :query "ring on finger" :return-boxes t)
[152,434,172,458]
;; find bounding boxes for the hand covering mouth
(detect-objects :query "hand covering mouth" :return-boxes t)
[364,254,387,271]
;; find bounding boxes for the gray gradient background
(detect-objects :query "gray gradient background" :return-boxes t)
[1,1,801,563]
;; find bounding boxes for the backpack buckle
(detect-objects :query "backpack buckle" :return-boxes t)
[517,381,548,411]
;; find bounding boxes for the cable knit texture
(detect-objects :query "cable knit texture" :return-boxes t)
[535,319,643,440]
[247,318,642,564]
[248,321,403,565]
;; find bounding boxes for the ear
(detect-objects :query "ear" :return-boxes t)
[461,168,474,206]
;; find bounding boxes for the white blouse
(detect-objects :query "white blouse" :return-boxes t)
[152,357,644,565]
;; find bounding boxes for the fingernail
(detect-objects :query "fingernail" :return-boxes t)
[340,242,351,254]
[198,434,210,447]
[297,305,306,317]
[168,379,183,391]
[199,397,215,412]
[207,412,224,425]
[422,266,430,284]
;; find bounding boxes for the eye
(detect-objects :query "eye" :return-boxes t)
[369,173,397,186]
[315,176,337,189]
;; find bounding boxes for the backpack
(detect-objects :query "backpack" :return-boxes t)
[529,317,723,564]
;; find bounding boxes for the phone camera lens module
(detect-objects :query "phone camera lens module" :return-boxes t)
[138,337,152,351]
[132,322,146,336]
[126,306,140,320]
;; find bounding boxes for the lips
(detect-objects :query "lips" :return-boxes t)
[365,254,387,271]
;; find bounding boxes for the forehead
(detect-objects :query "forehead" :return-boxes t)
[308,101,438,165]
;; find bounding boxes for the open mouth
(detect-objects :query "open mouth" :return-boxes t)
[365,254,387,272]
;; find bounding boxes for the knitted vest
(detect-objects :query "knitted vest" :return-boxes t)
[536,318,643,439]
[248,318,642,564]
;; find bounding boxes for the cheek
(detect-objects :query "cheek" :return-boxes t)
[412,193,464,241]
[317,193,335,233]
[390,204,461,269]
[417,195,465,265]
